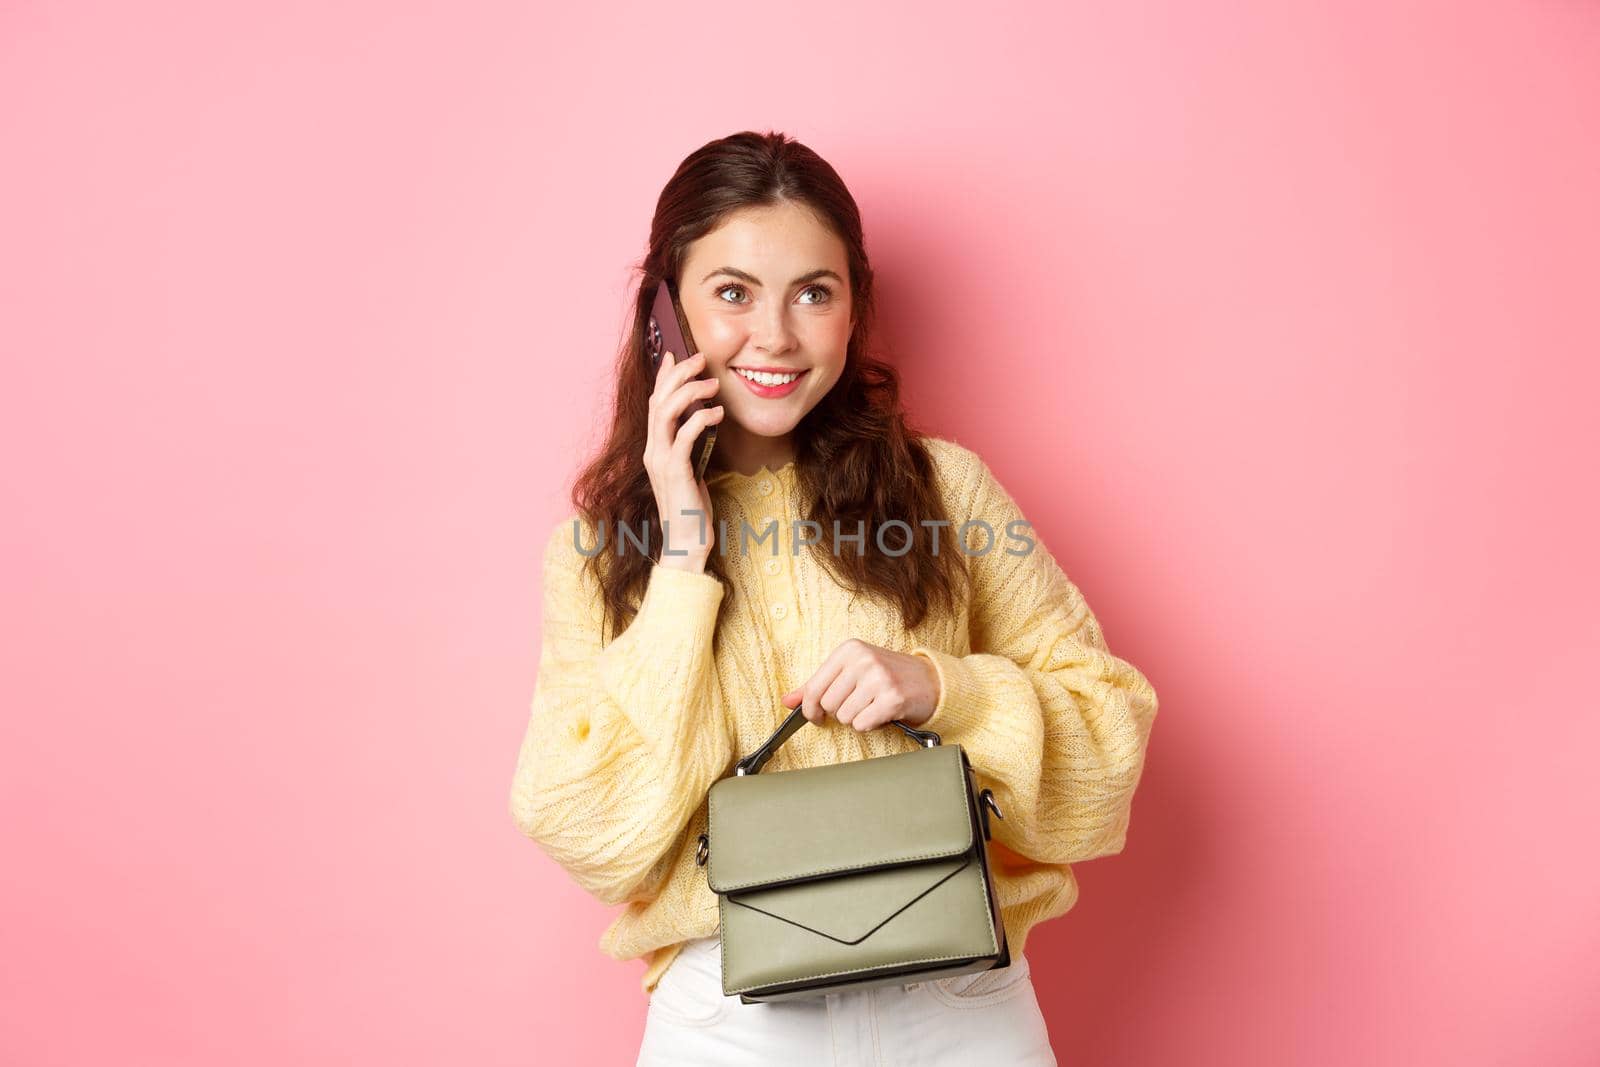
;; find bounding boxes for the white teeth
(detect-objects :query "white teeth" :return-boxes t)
[736,368,801,386]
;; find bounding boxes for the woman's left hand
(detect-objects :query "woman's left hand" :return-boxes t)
[781,639,942,731]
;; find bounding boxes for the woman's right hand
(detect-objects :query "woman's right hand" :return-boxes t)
[646,349,724,572]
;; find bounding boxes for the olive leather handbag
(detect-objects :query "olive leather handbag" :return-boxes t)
[694,705,1011,1004]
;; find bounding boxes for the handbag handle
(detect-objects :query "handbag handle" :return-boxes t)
[734,704,941,777]
[698,705,1000,867]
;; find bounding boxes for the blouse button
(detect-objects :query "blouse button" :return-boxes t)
[757,478,773,496]
[764,558,780,575]
[771,603,788,619]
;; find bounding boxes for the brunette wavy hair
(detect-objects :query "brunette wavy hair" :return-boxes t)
[569,130,970,647]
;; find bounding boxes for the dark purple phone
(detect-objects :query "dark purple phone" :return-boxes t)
[646,279,718,482]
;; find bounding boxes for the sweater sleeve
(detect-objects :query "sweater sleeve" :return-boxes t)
[909,452,1159,866]
[508,516,733,906]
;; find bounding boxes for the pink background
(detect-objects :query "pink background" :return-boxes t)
[4,2,1597,1064]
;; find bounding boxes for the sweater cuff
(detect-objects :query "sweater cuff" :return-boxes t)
[594,562,726,755]
[638,561,725,621]
[909,645,991,742]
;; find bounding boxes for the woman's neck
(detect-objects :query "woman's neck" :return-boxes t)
[710,428,797,477]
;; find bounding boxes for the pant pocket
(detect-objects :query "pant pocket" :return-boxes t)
[646,939,728,1028]
[926,953,1034,1008]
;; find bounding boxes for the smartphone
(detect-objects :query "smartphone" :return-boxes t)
[646,279,718,482]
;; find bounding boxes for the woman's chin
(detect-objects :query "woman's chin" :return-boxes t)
[725,411,805,439]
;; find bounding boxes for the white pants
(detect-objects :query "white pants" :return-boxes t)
[636,936,1059,1066]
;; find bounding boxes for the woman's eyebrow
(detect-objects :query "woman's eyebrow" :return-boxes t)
[699,266,844,287]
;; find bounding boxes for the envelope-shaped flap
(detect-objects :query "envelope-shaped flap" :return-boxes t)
[707,744,973,893]
[726,855,973,944]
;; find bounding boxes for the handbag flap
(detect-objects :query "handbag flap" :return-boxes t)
[726,854,973,944]
[706,743,974,893]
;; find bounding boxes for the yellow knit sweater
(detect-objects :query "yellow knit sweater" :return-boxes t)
[508,436,1159,996]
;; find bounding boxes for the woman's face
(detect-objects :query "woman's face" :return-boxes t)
[675,201,853,468]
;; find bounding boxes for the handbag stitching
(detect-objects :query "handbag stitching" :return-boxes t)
[706,746,974,892]
[725,949,991,995]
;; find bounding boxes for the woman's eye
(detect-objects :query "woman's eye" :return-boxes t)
[714,284,833,305]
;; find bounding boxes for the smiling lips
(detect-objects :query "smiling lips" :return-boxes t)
[733,367,808,398]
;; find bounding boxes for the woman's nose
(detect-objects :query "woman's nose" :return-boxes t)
[751,306,799,353]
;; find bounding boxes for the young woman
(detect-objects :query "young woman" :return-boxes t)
[509,130,1159,1066]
